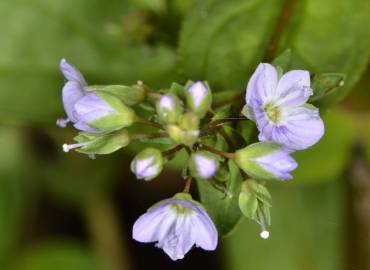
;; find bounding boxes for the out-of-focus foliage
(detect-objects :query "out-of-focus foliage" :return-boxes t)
[0,0,369,269]
[11,241,104,270]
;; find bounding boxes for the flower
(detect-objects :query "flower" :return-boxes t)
[131,148,163,181]
[57,59,135,133]
[234,142,298,180]
[189,151,219,179]
[132,194,218,260]
[244,63,324,150]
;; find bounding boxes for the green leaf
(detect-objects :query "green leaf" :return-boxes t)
[0,0,176,124]
[11,241,104,270]
[178,0,285,90]
[272,48,292,71]
[310,73,345,103]
[278,0,370,106]
[196,159,242,236]
[238,183,258,220]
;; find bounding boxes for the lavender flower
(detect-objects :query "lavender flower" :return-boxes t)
[132,194,218,260]
[57,59,135,133]
[244,63,324,150]
[189,151,219,179]
[234,142,298,180]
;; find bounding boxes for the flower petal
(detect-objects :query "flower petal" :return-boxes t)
[62,81,84,122]
[246,63,278,106]
[275,70,311,107]
[192,206,218,250]
[132,205,174,243]
[74,93,113,123]
[60,58,87,85]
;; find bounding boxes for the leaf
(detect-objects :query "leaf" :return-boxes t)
[278,0,370,106]
[271,48,292,71]
[11,241,104,270]
[0,0,176,124]
[238,183,258,220]
[178,0,285,90]
[310,73,346,102]
[196,159,242,236]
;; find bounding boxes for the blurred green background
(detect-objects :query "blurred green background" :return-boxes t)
[0,0,370,269]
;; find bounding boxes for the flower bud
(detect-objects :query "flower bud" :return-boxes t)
[189,151,219,179]
[166,125,199,147]
[185,81,212,117]
[131,148,163,181]
[63,129,130,155]
[156,94,183,124]
[75,92,136,133]
[233,142,297,180]
[178,112,200,131]
[86,83,146,106]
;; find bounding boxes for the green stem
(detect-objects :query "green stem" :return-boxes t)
[183,175,193,193]
[136,116,164,130]
[131,132,167,140]
[162,144,184,156]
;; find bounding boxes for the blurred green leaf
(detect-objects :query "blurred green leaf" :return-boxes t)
[292,110,355,184]
[0,0,176,124]
[196,160,242,236]
[0,127,31,262]
[178,0,284,90]
[11,241,104,270]
[225,182,342,270]
[278,0,370,106]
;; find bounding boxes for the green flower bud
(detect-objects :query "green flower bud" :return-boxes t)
[178,112,200,131]
[87,84,146,106]
[233,142,297,180]
[131,148,163,181]
[63,130,130,155]
[185,81,212,117]
[87,92,136,132]
[156,94,184,124]
[166,125,199,147]
[189,151,219,179]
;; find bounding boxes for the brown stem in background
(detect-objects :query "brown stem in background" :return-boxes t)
[83,194,132,270]
[218,127,235,151]
[263,0,298,62]
[345,142,370,270]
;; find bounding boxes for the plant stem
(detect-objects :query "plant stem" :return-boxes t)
[201,117,248,135]
[136,116,164,130]
[162,144,184,156]
[218,127,235,151]
[198,144,235,159]
[183,175,193,193]
[131,132,167,140]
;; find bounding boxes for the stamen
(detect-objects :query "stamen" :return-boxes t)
[56,118,70,128]
[62,142,89,152]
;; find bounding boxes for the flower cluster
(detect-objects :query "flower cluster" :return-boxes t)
[58,59,325,260]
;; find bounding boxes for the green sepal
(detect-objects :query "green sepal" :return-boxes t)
[88,92,136,132]
[87,84,146,106]
[272,48,292,74]
[178,111,199,131]
[130,147,163,181]
[241,104,255,121]
[185,81,212,118]
[74,130,130,155]
[156,94,184,124]
[310,73,345,102]
[234,142,283,180]
[238,182,258,220]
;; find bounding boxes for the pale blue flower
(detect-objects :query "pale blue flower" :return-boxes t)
[245,63,324,150]
[133,196,218,260]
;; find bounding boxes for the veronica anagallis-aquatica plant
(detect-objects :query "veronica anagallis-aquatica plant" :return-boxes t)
[57,54,339,260]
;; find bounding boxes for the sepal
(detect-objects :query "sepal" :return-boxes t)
[130,148,163,181]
